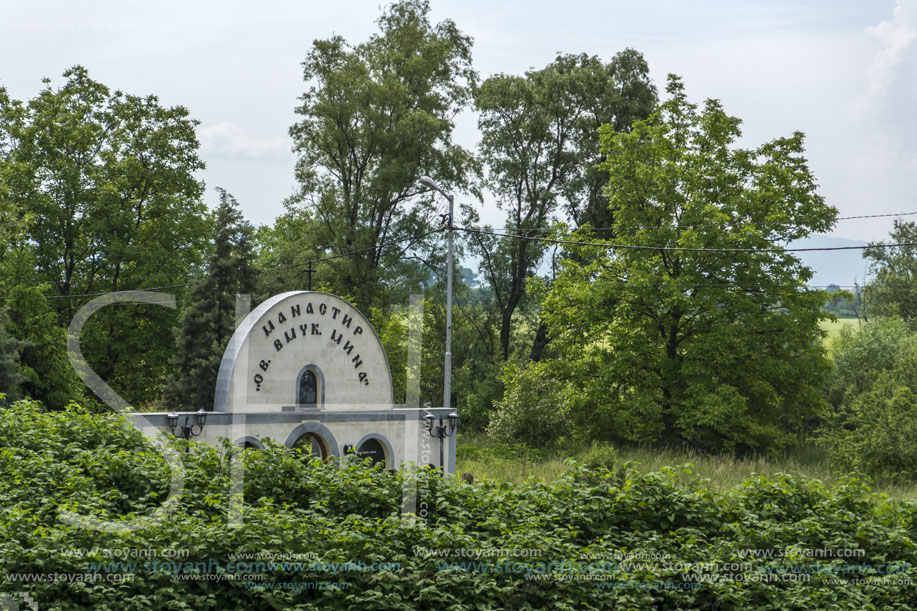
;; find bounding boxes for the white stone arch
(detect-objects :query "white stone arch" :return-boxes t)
[233,435,264,449]
[284,422,341,458]
[214,291,393,413]
[354,432,394,469]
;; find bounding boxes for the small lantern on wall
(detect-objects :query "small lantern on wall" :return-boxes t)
[167,408,209,451]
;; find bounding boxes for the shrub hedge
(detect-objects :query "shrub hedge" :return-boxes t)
[2,401,917,610]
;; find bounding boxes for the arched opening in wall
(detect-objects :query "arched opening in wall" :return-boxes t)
[233,437,263,451]
[356,438,387,468]
[292,432,329,460]
[228,438,263,465]
[296,365,323,408]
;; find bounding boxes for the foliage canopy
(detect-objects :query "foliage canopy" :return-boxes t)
[286,0,477,310]
[495,76,837,455]
[863,220,917,323]
[473,50,656,361]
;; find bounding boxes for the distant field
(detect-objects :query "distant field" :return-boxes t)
[457,434,917,499]
[820,316,860,345]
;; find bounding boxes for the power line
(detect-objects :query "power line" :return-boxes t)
[265,226,444,272]
[5,219,912,302]
[457,226,917,254]
[44,284,192,300]
[484,211,917,236]
[15,211,912,294]
[2,226,447,302]
[263,225,445,290]
[835,211,917,221]
[41,279,893,296]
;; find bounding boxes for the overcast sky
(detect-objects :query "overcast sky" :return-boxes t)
[1,0,915,255]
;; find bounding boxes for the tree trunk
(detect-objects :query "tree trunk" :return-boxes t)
[529,320,549,361]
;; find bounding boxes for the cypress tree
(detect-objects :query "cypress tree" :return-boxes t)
[0,312,22,404]
[164,189,257,410]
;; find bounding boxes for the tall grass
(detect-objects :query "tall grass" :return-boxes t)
[456,434,917,499]
[819,316,860,346]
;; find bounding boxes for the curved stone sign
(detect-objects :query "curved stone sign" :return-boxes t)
[214,291,393,412]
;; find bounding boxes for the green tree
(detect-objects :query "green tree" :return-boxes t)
[0,87,32,277]
[287,0,478,310]
[0,66,210,407]
[0,313,21,403]
[821,318,917,480]
[3,285,83,410]
[558,49,658,233]
[473,51,656,361]
[863,220,917,323]
[253,203,325,295]
[449,280,506,431]
[823,283,860,319]
[488,360,570,447]
[164,189,258,411]
[501,76,836,454]
[5,66,207,307]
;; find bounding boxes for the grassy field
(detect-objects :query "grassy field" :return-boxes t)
[820,316,860,345]
[459,318,917,498]
[457,434,917,500]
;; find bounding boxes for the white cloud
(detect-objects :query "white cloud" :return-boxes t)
[862,0,917,104]
[197,121,290,161]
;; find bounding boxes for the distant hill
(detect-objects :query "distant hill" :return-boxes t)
[789,235,869,289]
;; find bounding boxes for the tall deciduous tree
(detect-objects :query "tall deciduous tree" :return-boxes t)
[473,51,656,361]
[0,67,210,407]
[288,0,478,309]
[558,49,658,233]
[0,87,32,274]
[863,220,917,323]
[6,66,207,308]
[164,189,257,411]
[500,76,836,454]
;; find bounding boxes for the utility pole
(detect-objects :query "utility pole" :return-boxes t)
[418,176,454,412]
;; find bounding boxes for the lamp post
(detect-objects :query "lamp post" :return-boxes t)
[424,411,458,476]
[167,409,208,451]
[417,176,454,414]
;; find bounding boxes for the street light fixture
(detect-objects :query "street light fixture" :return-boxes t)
[417,175,454,416]
[424,410,458,476]
[167,408,208,451]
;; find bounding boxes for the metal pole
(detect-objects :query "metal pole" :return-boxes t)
[439,426,445,475]
[418,176,457,476]
[444,194,453,412]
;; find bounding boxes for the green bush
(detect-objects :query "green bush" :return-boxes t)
[821,318,917,481]
[4,401,917,609]
[824,317,917,408]
[487,362,570,448]
[580,442,617,471]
